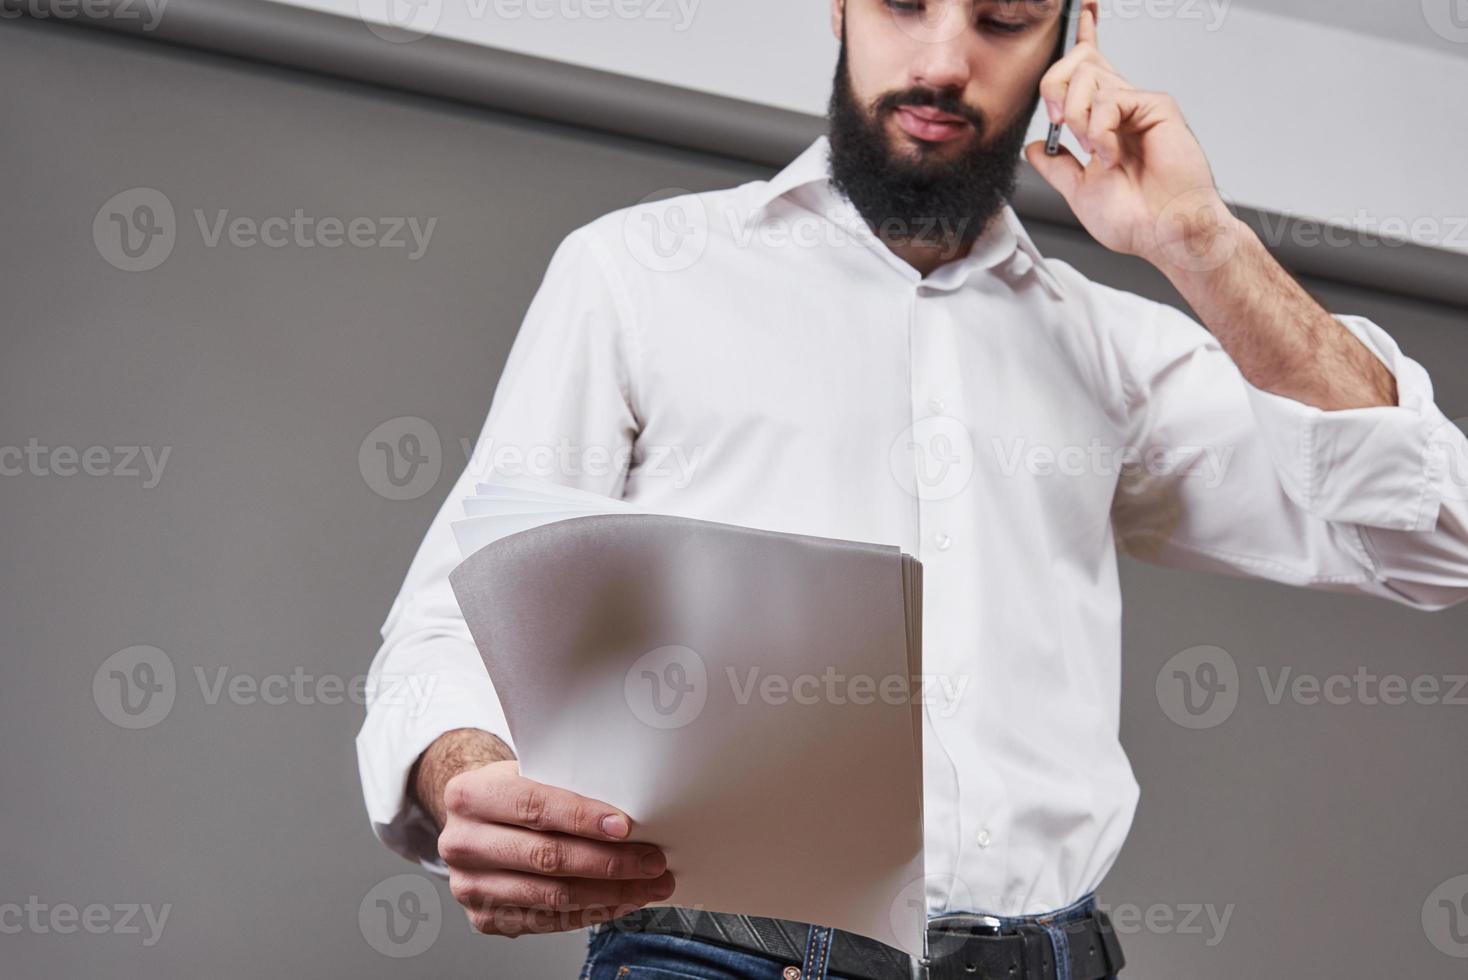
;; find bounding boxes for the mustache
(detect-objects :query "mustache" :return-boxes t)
[875,88,987,133]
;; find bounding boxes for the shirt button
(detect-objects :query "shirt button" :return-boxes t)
[934,532,953,551]
[929,396,947,414]
[976,828,993,848]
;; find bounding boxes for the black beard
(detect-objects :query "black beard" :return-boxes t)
[825,41,1038,256]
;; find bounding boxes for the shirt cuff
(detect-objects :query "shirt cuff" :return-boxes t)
[1241,314,1446,533]
[355,665,514,871]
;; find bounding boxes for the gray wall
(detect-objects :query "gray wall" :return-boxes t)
[3,15,1467,980]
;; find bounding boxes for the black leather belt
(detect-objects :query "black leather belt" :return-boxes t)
[604,906,1125,980]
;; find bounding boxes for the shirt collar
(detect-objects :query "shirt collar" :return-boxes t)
[748,135,1065,299]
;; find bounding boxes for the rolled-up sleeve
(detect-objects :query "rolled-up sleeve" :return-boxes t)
[1109,298,1468,611]
[355,227,640,869]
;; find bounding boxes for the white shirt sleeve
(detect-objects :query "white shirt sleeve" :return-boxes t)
[355,227,640,868]
[1109,298,1468,611]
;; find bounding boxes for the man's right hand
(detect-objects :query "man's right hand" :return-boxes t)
[413,728,675,937]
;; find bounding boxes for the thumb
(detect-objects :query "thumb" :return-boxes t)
[1025,140,1085,204]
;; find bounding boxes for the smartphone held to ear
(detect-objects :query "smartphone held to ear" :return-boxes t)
[1045,0,1085,155]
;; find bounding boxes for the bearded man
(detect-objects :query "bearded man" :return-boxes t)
[357,2,1468,978]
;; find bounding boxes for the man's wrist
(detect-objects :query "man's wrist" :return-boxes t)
[411,727,516,830]
[1144,196,1254,285]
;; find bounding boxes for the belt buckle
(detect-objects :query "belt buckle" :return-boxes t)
[928,912,1005,936]
[969,915,1004,936]
[921,914,1009,980]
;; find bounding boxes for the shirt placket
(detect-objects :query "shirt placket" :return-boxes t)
[908,277,1011,917]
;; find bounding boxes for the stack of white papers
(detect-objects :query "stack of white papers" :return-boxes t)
[448,478,926,953]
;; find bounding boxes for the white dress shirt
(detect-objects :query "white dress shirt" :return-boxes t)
[357,135,1468,919]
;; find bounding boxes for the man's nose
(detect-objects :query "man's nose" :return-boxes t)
[904,14,974,91]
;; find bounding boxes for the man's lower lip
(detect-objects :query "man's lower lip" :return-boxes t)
[894,108,970,142]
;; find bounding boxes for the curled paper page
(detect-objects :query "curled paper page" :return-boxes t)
[448,479,927,954]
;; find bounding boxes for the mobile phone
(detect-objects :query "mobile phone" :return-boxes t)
[1045,0,1084,155]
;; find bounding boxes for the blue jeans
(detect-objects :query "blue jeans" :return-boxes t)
[578,893,1118,980]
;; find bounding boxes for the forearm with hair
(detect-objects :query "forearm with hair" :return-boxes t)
[411,728,516,830]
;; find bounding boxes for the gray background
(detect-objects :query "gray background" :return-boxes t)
[3,14,1467,979]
